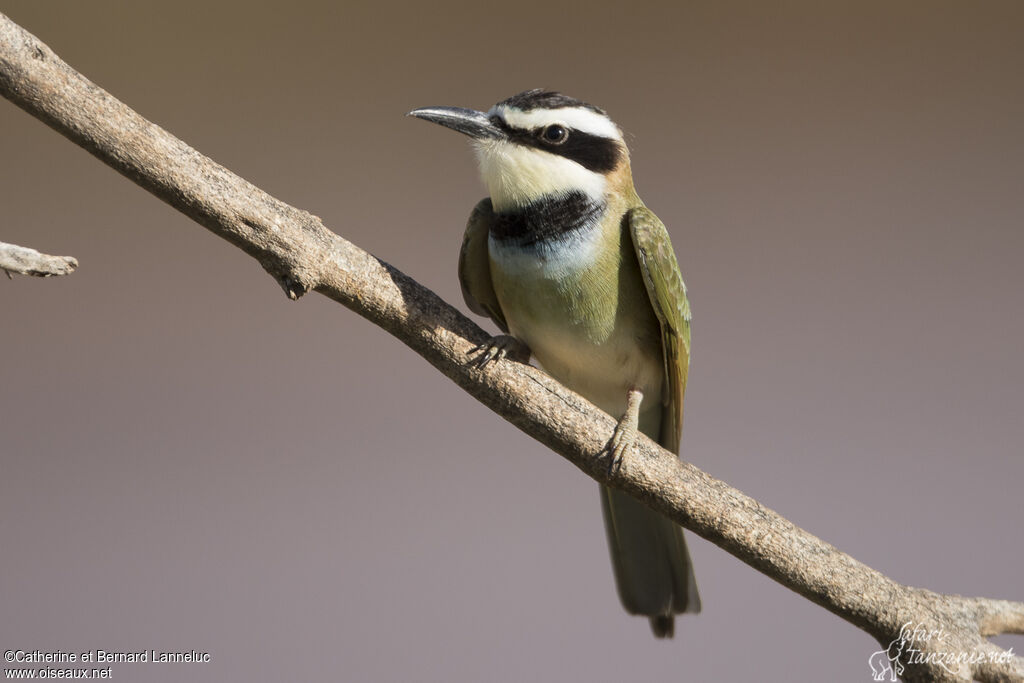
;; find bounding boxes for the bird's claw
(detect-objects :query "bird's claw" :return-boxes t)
[606,388,643,476]
[606,420,637,476]
[468,335,529,368]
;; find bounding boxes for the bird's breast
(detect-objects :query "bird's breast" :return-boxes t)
[488,210,664,418]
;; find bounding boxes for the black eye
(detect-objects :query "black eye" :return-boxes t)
[540,124,569,145]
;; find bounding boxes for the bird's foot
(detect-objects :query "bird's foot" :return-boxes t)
[607,388,643,475]
[468,335,530,368]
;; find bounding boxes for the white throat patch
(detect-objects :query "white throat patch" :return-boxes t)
[472,139,607,212]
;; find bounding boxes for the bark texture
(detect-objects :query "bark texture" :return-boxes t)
[1,13,1020,682]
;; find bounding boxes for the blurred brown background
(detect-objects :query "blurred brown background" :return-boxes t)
[2,2,1021,681]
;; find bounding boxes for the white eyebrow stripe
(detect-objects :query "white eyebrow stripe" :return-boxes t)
[490,105,622,140]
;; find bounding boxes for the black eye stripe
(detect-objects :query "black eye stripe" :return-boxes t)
[548,129,621,173]
[489,116,622,174]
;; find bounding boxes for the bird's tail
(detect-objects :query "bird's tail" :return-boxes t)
[599,485,700,637]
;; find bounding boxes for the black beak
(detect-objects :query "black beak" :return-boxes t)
[408,106,505,140]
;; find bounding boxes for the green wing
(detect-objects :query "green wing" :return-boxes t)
[459,198,508,333]
[627,206,692,454]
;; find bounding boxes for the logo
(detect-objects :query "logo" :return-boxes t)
[868,622,1016,681]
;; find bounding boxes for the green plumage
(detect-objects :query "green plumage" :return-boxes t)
[459,199,699,637]
[628,205,692,454]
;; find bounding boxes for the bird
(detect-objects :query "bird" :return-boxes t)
[409,89,699,637]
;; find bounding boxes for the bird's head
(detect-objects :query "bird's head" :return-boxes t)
[410,90,631,212]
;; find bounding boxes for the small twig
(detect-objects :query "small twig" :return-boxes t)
[0,240,77,277]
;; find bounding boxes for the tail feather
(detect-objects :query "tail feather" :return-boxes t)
[600,485,700,637]
[650,614,674,638]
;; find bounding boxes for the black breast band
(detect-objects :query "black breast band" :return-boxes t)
[490,192,605,248]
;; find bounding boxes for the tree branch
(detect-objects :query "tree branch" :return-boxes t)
[1,13,1019,682]
[0,240,77,277]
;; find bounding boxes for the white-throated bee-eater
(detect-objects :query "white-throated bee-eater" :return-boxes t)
[410,90,698,637]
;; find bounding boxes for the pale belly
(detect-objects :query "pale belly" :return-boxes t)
[488,228,664,420]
